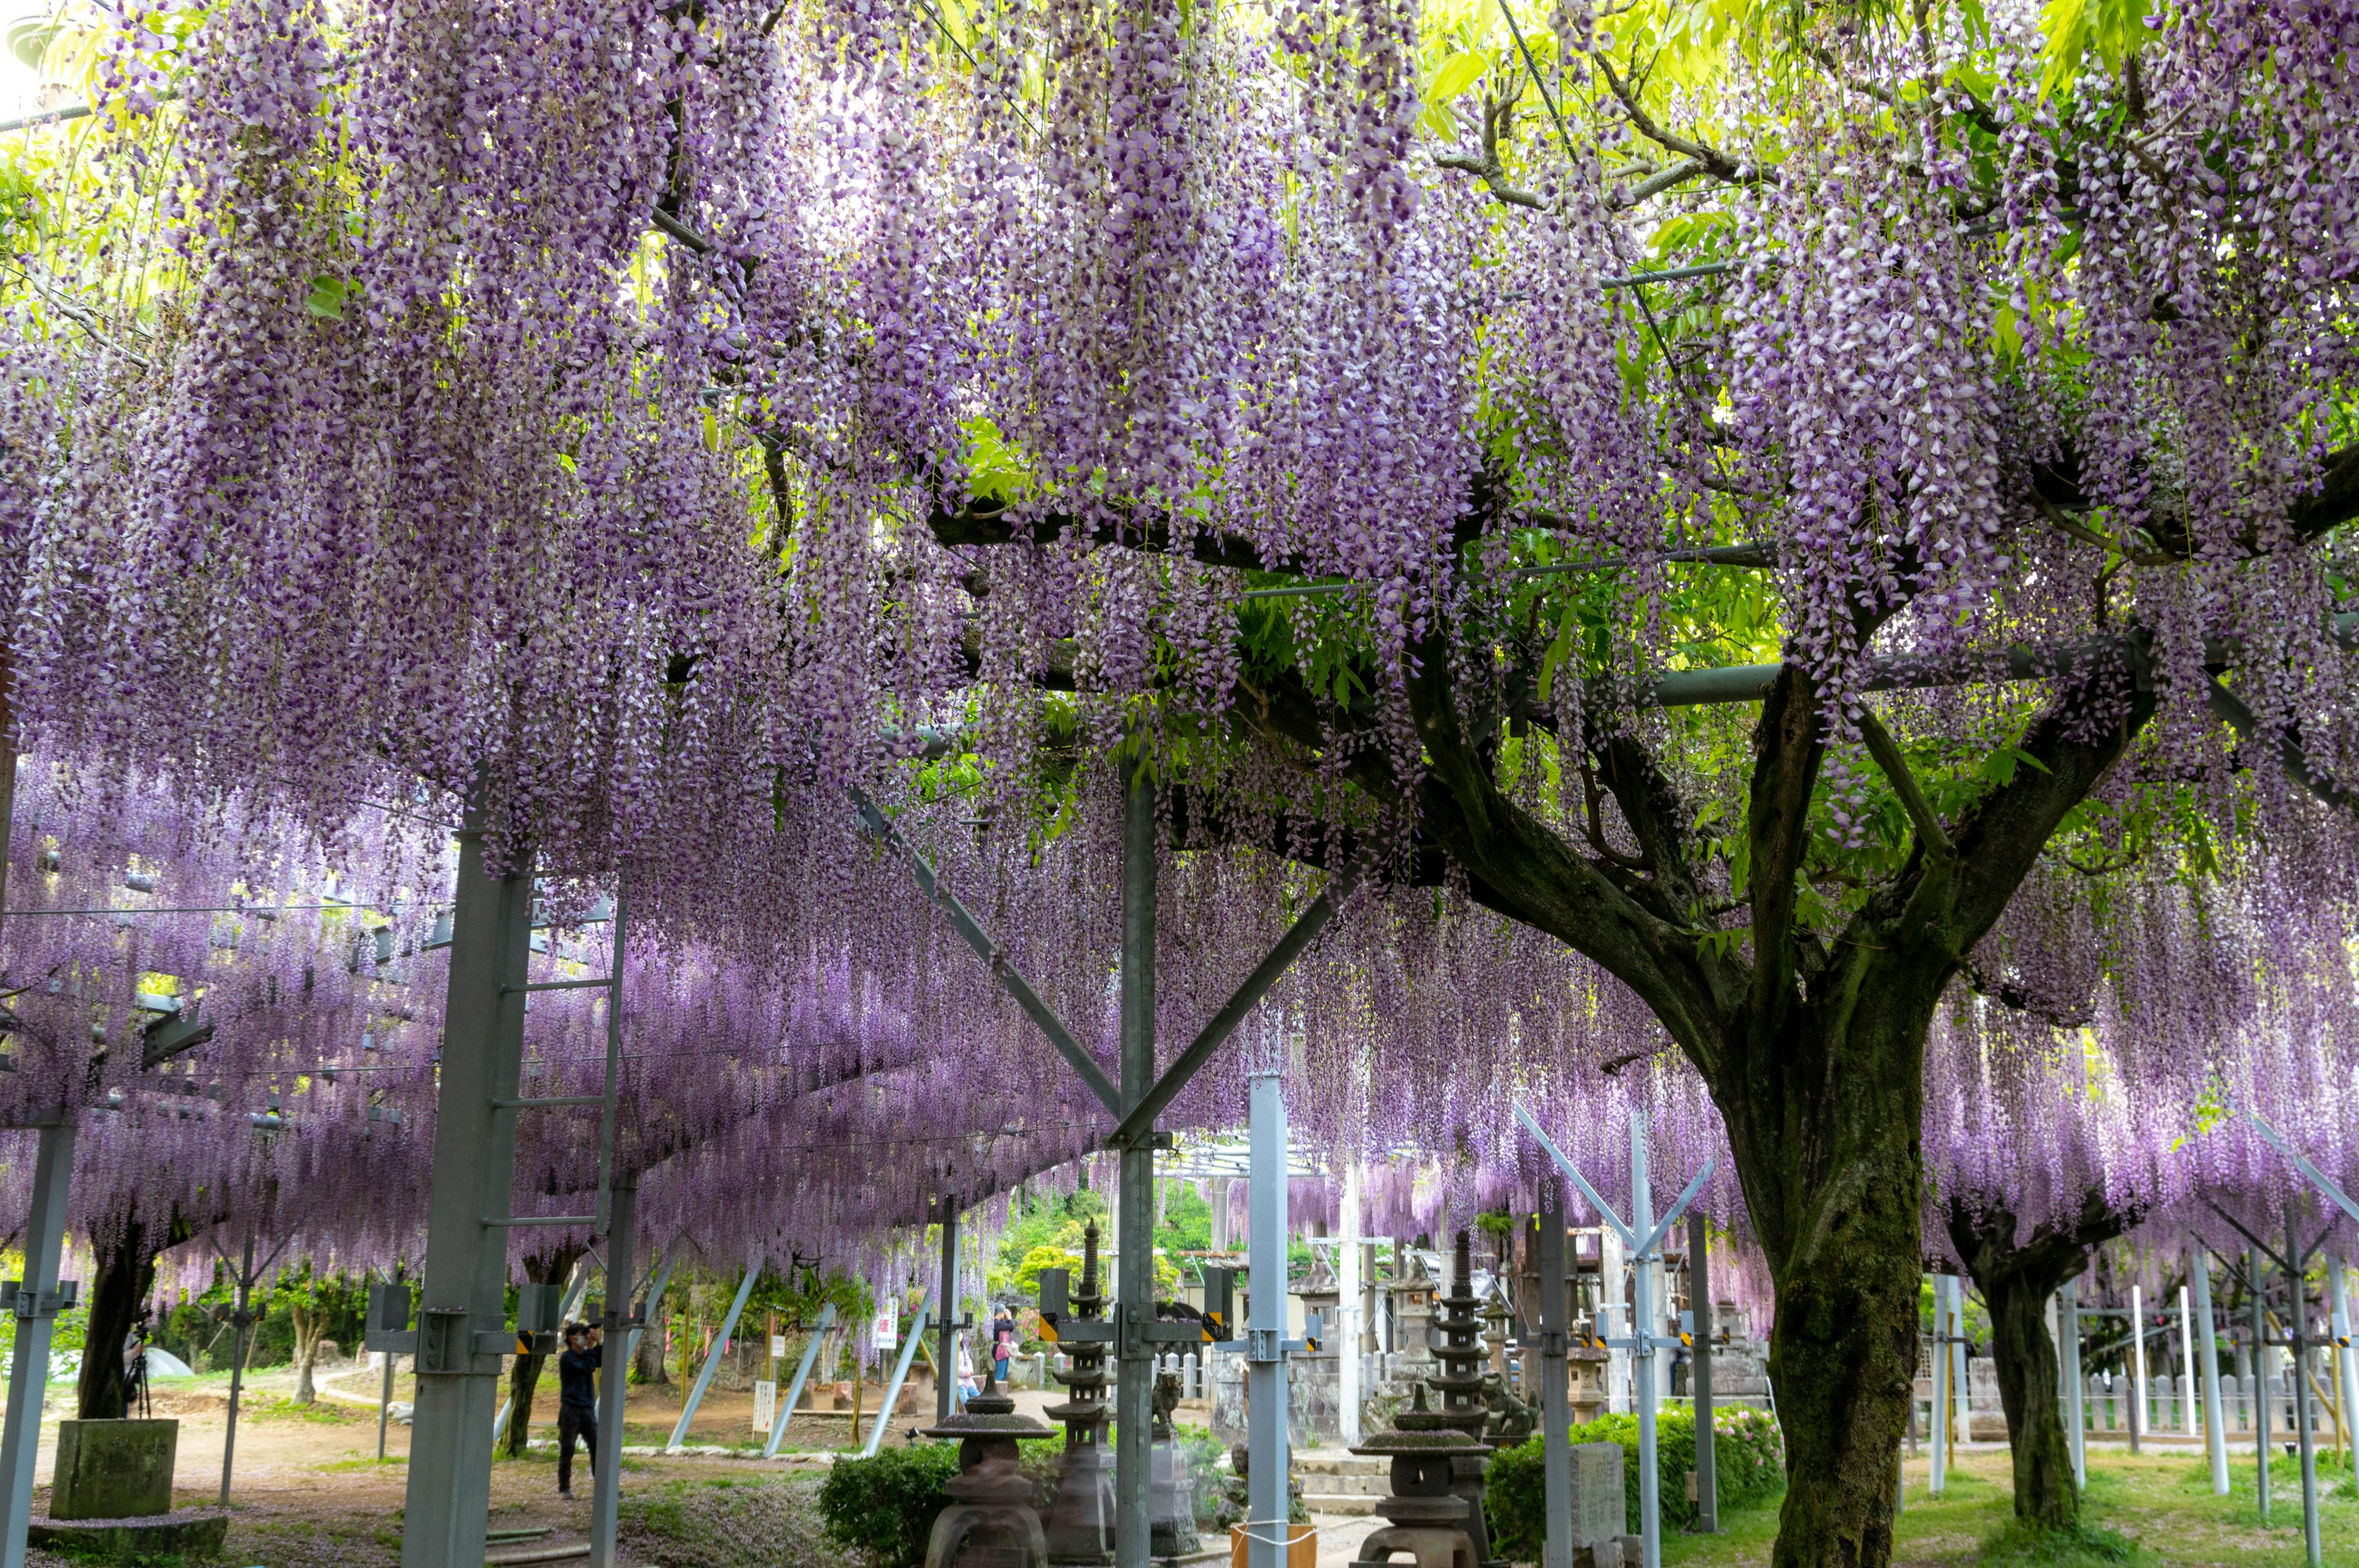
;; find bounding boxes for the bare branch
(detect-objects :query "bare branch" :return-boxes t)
[1436,86,1546,211]
[1595,55,1774,189]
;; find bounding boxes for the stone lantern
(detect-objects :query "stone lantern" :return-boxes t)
[1347,1386,1493,1568]
[916,1372,1057,1568]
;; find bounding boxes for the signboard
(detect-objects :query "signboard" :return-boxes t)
[752,1379,777,1435]
[870,1297,898,1352]
[770,1334,787,1359]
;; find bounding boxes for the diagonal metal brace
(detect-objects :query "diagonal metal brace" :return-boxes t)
[849,785,1121,1117]
[2246,1109,2359,1230]
[1515,1105,1637,1250]
[1105,873,1352,1149]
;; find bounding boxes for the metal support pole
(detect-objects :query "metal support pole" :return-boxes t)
[2254,1245,2273,1526]
[401,816,536,1568]
[2290,1228,2322,1568]
[1114,764,1157,1568]
[2128,1282,2145,1454]
[1538,1184,1571,1568]
[937,1204,961,1422]
[2193,1253,2228,1494]
[1246,1070,1288,1568]
[1929,1276,1949,1496]
[1689,1210,1716,1533]
[765,1303,839,1458]
[0,1118,76,1568]
[1632,1112,1661,1568]
[378,1331,397,1462]
[1948,1276,1970,1449]
[627,1244,679,1367]
[588,1179,635,1568]
[1338,1167,1361,1447]
[668,1249,765,1452]
[2059,1279,2084,1491]
[2180,1284,2197,1436]
[2334,1259,2359,1488]
[860,1305,931,1457]
[219,1233,256,1507]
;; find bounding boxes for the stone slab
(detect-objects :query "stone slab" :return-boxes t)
[1569,1441,1624,1548]
[27,1511,228,1562]
[50,1420,178,1521]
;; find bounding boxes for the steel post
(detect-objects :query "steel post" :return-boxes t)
[1246,1069,1289,1568]
[1929,1276,1949,1496]
[861,1306,931,1457]
[0,1118,75,1568]
[401,817,535,1568]
[1689,1210,1716,1533]
[1114,765,1157,1568]
[1949,1276,1970,1449]
[2334,1259,2359,1488]
[1337,1167,1361,1446]
[219,1233,256,1506]
[627,1244,679,1367]
[2193,1252,2228,1494]
[2254,1246,2272,1526]
[766,1302,839,1457]
[2059,1279,2084,1492]
[937,1203,961,1422]
[589,1179,635,1568]
[2291,1228,2321,1568]
[1631,1112,1660,1568]
[668,1248,764,1451]
[2179,1284,2197,1436]
[2128,1282,2145,1454]
[1539,1183,1571,1568]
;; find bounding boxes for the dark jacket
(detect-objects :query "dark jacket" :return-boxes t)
[558,1343,601,1408]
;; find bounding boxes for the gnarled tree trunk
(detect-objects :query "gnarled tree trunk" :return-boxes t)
[79,1206,190,1420]
[1947,1193,2130,1531]
[291,1301,327,1404]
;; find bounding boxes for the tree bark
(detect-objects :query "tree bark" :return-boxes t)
[1946,1193,2130,1531]
[78,1207,189,1420]
[291,1303,324,1405]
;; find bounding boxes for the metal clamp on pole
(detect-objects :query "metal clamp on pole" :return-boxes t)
[0,1281,74,1320]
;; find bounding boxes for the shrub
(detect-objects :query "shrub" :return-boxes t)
[1485,1407,1786,1558]
[815,1443,961,1566]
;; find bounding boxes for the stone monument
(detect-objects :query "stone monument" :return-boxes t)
[917,1373,1056,1568]
[1148,1370,1200,1559]
[31,1419,227,1561]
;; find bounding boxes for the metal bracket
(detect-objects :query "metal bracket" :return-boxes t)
[1,1279,76,1320]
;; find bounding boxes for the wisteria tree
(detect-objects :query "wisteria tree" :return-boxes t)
[2,0,2355,1564]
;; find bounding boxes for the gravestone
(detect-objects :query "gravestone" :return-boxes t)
[1568,1441,1624,1554]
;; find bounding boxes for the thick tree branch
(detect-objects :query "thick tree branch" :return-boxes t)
[1595,55,1775,189]
[1741,665,1822,1043]
[1939,679,2156,957]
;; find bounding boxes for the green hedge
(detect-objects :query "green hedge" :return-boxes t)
[817,1438,1078,1566]
[816,1444,962,1566]
[1485,1408,1785,1559]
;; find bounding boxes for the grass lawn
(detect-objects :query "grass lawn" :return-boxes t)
[1650,1446,2359,1567]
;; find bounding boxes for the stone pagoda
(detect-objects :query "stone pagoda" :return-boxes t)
[917,1371,1057,1568]
[1041,1222,1114,1564]
[1384,1232,1501,1567]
